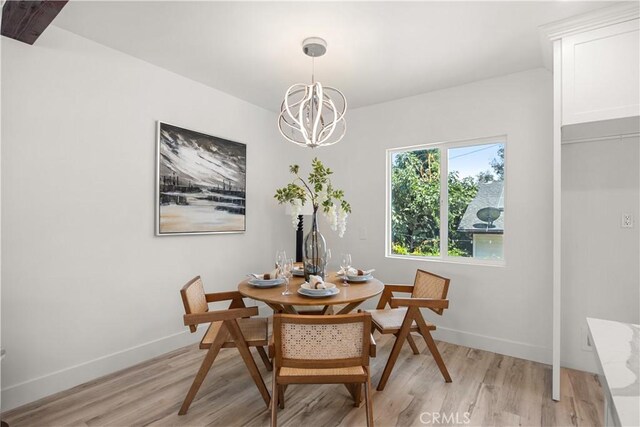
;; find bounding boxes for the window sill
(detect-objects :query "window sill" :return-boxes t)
[385,253,506,268]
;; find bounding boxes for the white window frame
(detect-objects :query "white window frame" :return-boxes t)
[385,135,507,267]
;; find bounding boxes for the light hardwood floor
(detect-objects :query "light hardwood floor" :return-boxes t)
[2,335,603,426]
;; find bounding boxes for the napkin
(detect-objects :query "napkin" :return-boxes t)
[338,267,375,276]
[308,275,328,289]
[249,268,279,280]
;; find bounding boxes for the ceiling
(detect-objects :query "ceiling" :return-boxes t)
[53,1,613,112]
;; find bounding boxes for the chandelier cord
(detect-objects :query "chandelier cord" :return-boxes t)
[310,56,315,126]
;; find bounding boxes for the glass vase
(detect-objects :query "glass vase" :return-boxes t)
[303,210,327,281]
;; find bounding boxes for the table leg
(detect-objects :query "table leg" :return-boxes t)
[336,301,363,314]
[266,303,286,314]
[281,305,298,314]
[321,305,335,315]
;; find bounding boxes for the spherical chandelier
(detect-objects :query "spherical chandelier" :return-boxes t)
[278,37,347,149]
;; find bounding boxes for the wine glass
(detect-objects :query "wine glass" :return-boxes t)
[340,253,352,287]
[275,250,287,272]
[282,258,294,296]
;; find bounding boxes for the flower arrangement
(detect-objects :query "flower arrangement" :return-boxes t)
[274,158,351,237]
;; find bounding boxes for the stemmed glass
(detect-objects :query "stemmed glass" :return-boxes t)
[281,258,294,296]
[340,253,352,287]
[275,250,287,272]
[325,249,332,278]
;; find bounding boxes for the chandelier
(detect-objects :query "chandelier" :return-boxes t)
[278,37,347,148]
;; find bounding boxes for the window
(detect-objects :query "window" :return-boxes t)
[387,137,505,264]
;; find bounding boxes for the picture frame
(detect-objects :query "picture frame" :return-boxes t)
[156,121,247,235]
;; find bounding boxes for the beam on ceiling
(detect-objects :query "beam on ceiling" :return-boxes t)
[1,0,68,45]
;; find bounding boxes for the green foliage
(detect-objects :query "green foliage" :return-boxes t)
[476,170,495,183]
[447,171,478,255]
[391,149,441,254]
[491,146,505,180]
[391,150,477,257]
[274,158,351,214]
[391,243,408,255]
[274,183,307,205]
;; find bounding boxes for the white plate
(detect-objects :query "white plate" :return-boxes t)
[341,274,373,282]
[292,269,305,277]
[300,282,337,291]
[297,287,340,298]
[248,278,285,288]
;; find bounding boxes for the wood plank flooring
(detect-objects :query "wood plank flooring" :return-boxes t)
[2,335,603,426]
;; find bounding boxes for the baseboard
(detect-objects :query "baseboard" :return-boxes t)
[1,329,201,412]
[560,356,598,374]
[432,326,552,365]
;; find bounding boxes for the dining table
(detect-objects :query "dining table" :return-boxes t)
[238,272,384,315]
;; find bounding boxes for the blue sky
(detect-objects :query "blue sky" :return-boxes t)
[392,142,503,179]
[448,143,502,179]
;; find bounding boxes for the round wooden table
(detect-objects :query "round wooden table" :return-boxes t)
[238,272,384,314]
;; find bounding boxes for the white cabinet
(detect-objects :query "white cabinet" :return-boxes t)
[543,3,640,402]
[561,19,640,126]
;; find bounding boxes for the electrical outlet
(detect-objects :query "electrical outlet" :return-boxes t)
[622,213,633,228]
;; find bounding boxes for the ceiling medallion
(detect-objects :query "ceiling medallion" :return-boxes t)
[278,37,347,148]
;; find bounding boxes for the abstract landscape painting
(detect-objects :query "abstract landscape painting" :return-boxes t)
[156,122,246,235]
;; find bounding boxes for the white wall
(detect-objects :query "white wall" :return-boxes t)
[0,27,292,410]
[292,69,555,364]
[561,136,640,373]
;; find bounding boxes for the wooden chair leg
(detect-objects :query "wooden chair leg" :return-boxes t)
[421,330,452,383]
[377,311,415,391]
[257,346,272,371]
[415,315,452,383]
[179,330,225,415]
[278,385,285,409]
[407,333,420,355]
[226,320,272,407]
[353,383,363,407]
[271,371,278,427]
[364,369,374,427]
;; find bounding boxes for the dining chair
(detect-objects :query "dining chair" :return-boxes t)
[367,269,452,391]
[270,313,375,427]
[179,276,271,415]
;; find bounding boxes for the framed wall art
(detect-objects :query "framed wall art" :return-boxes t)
[156,122,246,235]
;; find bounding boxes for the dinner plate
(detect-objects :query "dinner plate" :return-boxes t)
[248,278,285,288]
[297,287,340,298]
[292,268,305,277]
[340,274,373,283]
[300,282,337,291]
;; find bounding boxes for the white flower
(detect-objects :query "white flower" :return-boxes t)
[290,199,302,229]
[337,207,348,238]
[325,204,338,231]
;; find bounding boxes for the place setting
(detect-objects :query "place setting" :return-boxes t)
[337,253,375,286]
[298,275,340,298]
[247,250,292,291]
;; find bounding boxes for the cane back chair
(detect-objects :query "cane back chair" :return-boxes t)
[367,269,452,390]
[270,313,374,427]
[179,276,271,415]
